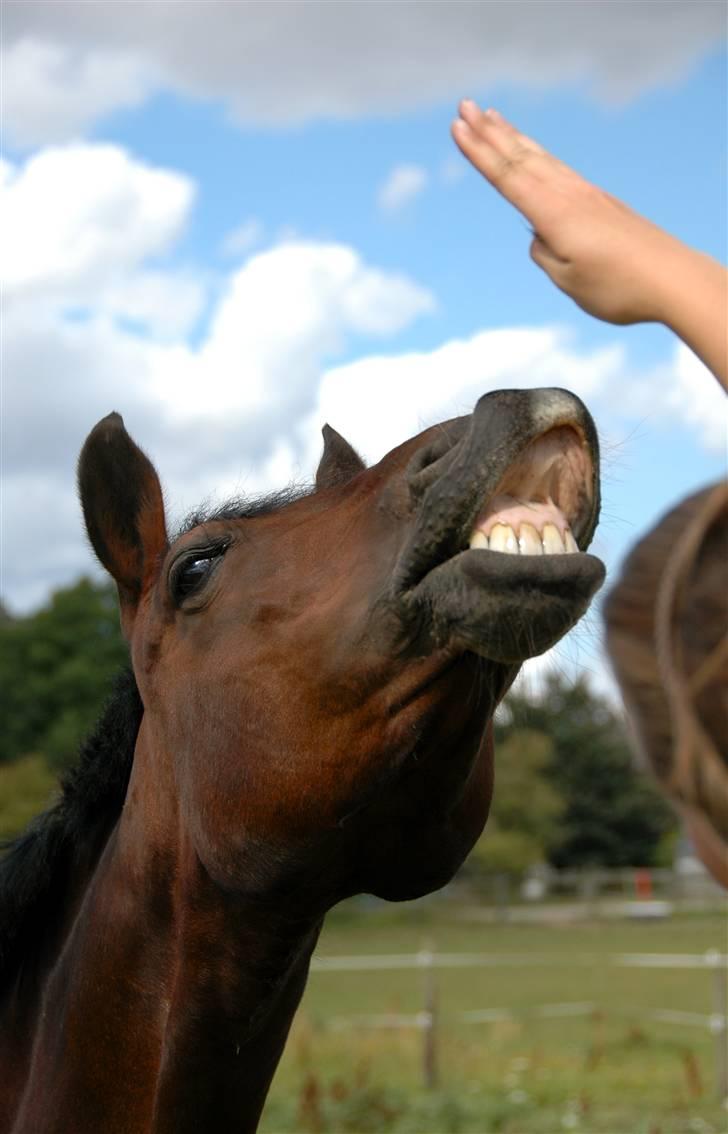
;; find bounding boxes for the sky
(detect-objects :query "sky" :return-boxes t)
[1,1,726,695]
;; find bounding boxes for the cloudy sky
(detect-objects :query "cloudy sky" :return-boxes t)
[1,1,726,691]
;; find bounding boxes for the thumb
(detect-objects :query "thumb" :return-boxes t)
[529,233,567,275]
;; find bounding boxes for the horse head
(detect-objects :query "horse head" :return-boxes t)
[78,387,603,909]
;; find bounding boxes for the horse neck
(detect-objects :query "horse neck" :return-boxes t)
[149,868,322,1134]
[11,720,323,1134]
[148,850,323,1134]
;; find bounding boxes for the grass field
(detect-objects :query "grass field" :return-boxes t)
[260,899,727,1134]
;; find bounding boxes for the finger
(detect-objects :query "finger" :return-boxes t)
[451,115,543,219]
[529,233,568,270]
[529,235,572,299]
[458,100,546,157]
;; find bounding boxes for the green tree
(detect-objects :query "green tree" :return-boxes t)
[0,755,59,841]
[497,674,676,868]
[0,578,128,770]
[471,729,564,876]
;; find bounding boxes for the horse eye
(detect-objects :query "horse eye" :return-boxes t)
[171,545,227,604]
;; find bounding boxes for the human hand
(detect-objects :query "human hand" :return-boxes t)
[451,100,685,327]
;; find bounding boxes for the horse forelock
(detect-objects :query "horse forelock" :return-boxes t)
[176,486,314,539]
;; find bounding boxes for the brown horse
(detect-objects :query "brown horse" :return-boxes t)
[1,388,603,1134]
[605,481,728,886]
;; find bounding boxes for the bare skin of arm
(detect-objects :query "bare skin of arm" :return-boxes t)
[451,100,727,392]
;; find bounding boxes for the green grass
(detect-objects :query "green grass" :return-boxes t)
[260,901,728,1133]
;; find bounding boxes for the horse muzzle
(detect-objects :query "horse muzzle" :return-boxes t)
[392,387,606,663]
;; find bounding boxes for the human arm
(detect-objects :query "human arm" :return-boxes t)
[451,100,727,391]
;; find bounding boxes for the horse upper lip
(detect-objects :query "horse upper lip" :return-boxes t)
[463,425,593,551]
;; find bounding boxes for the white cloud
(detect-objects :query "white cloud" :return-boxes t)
[1,143,202,336]
[378,164,429,212]
[101,271,207,341]
[601,342,727,456]
[440,155,466,186]
[1,143,192,290]
[304,327,622,467]
[660,343,727,454]
[1,37,155,147]
[337,263,437,335]
[149,241,435,425]
[0,158,17,188]
[220,218,265,259]
[2,2,723,145]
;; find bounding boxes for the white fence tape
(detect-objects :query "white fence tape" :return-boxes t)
[311,950,727,973]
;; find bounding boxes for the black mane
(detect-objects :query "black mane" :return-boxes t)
[0,668,143,993]
[178,485,313,537]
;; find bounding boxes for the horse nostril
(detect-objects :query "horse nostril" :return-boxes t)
[407,435,460,500]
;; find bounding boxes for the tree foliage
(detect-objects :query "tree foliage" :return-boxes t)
[495,674,676,869]
[0,755,59,842]
[470,729,563,876]
[0,578,128,770]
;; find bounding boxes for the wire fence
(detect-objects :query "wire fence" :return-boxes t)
[310,948,728,1099]
[459,864,724,920]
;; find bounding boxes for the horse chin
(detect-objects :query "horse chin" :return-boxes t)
[367,871,461,904]
[362,830,485,903]
[412,546,606,663]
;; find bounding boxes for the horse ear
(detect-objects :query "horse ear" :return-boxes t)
[78,413,168,631]
[315,424,366,490]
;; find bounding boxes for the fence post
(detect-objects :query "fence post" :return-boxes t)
[579,868,598,918]
[494,872,510,921]
[420,943,438,1090]
[707,949,728,1101]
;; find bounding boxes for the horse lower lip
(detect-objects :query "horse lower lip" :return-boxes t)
[454,546,604,582]
[404,548,606,663]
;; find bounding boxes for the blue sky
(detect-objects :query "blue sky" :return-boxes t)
[93,50,727,354]
[1,2,726,691]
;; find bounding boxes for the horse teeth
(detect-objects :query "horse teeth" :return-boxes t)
[542,523,565,554]
[467,515,581,556]
[489,523,519,554]
[518,523,543,555]
[564,529,579,553]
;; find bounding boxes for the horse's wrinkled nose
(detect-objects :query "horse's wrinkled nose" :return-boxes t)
[406,389,584,504]
[406,420,470,502]
[406,387,599,523]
